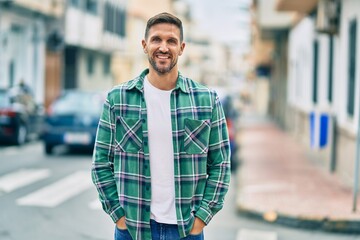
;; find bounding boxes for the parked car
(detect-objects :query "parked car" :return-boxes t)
[42,90,105,155]
[0,87,43,145]
[211,87,240,172]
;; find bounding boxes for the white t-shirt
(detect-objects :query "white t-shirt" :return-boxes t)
[143,76,177,224]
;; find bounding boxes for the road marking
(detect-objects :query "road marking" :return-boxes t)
[0,169,50,193]
[2,147,19,156]
[1,143,41,156]
[89,199,102,210]
[236,229,277,240]
[17,171,92,207]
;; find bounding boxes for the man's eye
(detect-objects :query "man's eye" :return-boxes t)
[152,38,161,42]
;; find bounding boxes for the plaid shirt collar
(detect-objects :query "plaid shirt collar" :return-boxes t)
[126,68,190,94]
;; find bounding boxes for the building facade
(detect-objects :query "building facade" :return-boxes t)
[63,0,126,92]
[251,0,360,186]
[285,0,360,186]
[0,0,64,104]
[248,0,293,120]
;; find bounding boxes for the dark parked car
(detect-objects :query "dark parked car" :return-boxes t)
[0,87,43,145]
[42,90,105,155]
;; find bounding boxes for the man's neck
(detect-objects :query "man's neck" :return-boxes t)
[147,69,178,91]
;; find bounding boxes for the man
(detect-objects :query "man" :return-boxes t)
[91,12,231,240]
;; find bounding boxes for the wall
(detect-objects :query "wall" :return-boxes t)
[288,17,314,113]
[286,0,360,186]
[336,0,360,132]
[65,7,102,49]
[334,0,360,186]
[0,10,46,104]
[77,50,113,92]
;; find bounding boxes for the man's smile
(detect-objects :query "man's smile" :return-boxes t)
[155,53,171,60]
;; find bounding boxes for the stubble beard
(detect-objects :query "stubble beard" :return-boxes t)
[149,56,178,75]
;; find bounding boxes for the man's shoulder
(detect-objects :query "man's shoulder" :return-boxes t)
[105,76,141,101]
[183,77,217,96]
[181,76,205,90]
[110,80,131,91]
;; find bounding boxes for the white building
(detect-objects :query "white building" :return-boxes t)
[0,0,63,104]
[284,0,360,186]
[63,0,127,91]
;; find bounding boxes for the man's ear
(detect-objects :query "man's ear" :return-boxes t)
[142,40,147,54]
[179,42,186,56]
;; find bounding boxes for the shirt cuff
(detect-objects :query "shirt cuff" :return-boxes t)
[109,205,125,223]
[194,205,213,225]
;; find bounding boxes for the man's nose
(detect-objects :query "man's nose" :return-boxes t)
[159,42,169,52]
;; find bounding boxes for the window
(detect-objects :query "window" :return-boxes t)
[118,9,126,37]
[11,24,23,33]
[328,36,334,103]
[65,47,78,89]
[347,19,357,117]
[85,0,97,15]
[104,3,113,33]
[312,40,319,104]
[104,3,126,37]
[103,55,111,75]
[70,0,81,7]
[122,10,126,36]
[87,54,94,75]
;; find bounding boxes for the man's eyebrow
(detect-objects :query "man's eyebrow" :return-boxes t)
[149,33,179,39]
[168,37,178,41]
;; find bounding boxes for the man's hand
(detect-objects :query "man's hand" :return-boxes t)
[116,216,127,230]
[190,217,206,235]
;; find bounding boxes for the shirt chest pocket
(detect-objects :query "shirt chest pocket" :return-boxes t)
[184,118,211,154]
[115,117,143,153]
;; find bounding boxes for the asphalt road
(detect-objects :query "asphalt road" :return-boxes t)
[0,142,359,240]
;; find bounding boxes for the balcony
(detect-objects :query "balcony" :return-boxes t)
[276,0,318,13]
[7,0,64,17]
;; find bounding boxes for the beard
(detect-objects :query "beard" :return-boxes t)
[148,54,178,75]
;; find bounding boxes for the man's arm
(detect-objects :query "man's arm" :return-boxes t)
[194,91,231,225]
[91,94,125,223]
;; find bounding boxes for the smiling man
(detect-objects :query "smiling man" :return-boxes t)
[91,12,231,240]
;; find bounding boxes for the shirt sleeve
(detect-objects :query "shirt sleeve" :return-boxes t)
[91,93,125,223]
[195,91,231,225]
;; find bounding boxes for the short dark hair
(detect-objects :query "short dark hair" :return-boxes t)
[145,12,184,42]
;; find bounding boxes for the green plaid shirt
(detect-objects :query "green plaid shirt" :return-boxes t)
[91,69,231,240]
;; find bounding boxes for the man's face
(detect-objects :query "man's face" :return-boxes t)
[142,23,185,75]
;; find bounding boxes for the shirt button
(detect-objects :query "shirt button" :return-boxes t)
[143,141,148,146]
[146,207,150,212]
[142,119,146,123]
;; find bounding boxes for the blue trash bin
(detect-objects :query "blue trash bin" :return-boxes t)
[310,111,329,149]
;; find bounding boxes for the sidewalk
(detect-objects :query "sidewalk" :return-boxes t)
[235,111,360,233]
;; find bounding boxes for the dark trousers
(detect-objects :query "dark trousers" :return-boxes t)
[114,219,204,240]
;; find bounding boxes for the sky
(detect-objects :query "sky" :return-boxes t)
[186,0,252,47]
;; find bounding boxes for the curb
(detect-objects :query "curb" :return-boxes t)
[237,205,360,234]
